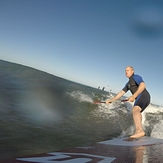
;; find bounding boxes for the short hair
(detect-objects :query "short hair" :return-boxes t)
[127,66,134,71]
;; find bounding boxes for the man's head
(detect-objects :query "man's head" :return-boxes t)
[125,66,134,78]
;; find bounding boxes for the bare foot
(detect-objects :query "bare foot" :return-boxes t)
[130,131,145,139]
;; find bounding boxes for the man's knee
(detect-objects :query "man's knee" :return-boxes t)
[132,106,141,113]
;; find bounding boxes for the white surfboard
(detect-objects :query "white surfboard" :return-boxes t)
[98,136,163,146]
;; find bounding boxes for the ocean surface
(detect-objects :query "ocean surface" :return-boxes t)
[0,60,163,159]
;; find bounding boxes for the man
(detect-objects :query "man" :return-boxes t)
[106,66,150,138]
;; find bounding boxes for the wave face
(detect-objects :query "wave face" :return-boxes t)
[0,60,163,158]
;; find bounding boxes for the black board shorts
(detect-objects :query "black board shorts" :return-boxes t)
[134,91,150,113]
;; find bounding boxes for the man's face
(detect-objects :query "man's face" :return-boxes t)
[125,67,134,78]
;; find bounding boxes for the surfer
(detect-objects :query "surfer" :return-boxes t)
[106,66,150,139]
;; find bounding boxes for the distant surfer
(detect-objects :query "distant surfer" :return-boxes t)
[106,66,150,139]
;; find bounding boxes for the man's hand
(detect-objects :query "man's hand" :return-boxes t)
[128,95,135,102]
[105,90,125,104]
[106,100,112,104]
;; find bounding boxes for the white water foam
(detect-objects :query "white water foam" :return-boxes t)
[150,120,163,138]
[144,103,163,113]
[143,104,163,139]
[93,101,128,118]
[67,91,93,103]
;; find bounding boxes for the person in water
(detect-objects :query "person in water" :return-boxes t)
[106,66,150,138]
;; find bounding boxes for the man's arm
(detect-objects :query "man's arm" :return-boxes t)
[106,90,126,103]
[129,82,146,102]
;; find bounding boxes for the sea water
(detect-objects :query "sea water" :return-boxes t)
[0,60,163,159]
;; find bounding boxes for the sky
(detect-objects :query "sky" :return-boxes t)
[0,0,163,106]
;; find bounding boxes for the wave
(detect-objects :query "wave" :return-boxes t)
[67,89,163,139]
[0,59,163,159]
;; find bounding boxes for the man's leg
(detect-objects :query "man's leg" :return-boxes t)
[130,106,145,138]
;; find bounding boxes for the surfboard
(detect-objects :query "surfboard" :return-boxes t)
[1,136,163,163]
[123,137,139,141]
[98,136,163,146]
